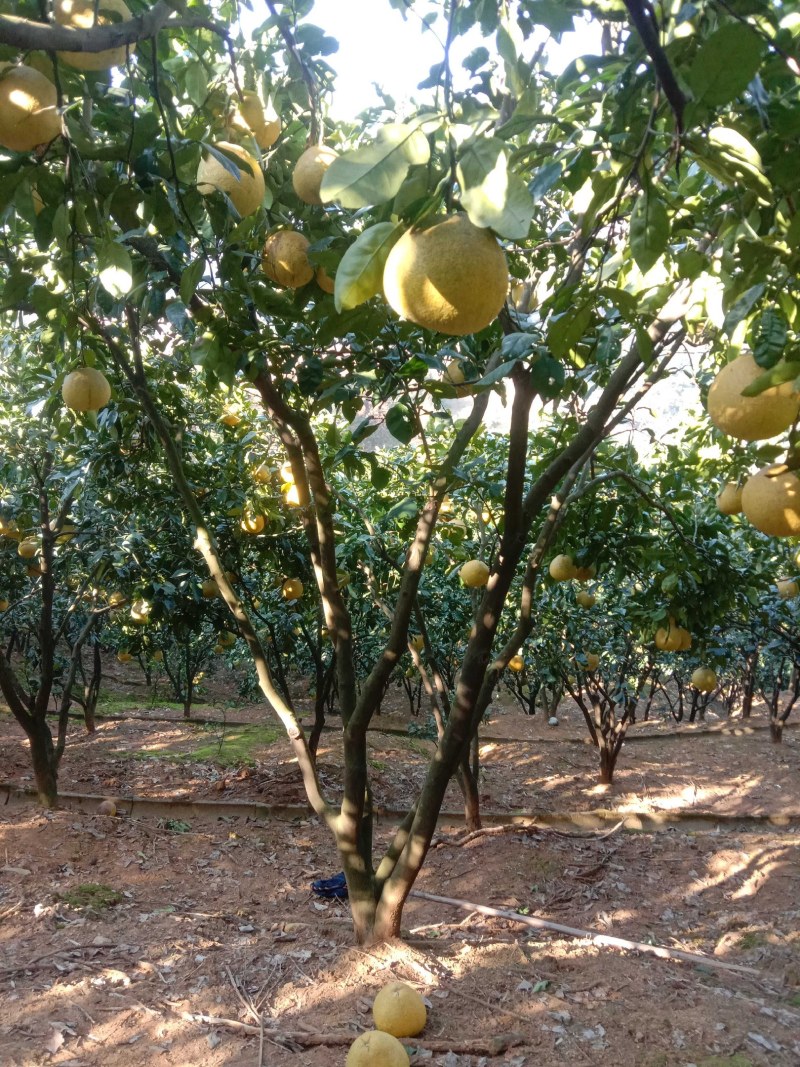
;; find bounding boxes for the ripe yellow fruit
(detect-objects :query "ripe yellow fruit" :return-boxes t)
[240,512,265,534]
[382,214,509,336]
[201,578,220,598]
[0,516,20,539]
[0,64,61,152]
[716,482,743,515]
[107,591,125,608]
[443,358,466,386]
[574,563,597,582]
[230,91,281,149]
[262,230,314,288]
[62,367,111,412]
[0,598,9,612]
[741,465,800,537]
[776,578,799,599]
[55,0,134,70]
[576,590,596,609]
[280,461,295,483]
[253,462,273,484]
[549,554,577,582]
[677,627,693,651]
[130,598,151,623]
[117,651,132,663]
[346,1030,409,1067]
[654,618,691,652]
[283,483,309,507]
[409,633,424,652]
[707,352,800,441]
[508,654,524,672]
[459,559,490,588]
[292,144,338,205]
[213,643,225,654]
[282,578,304,601]
[97,798,117,816]
[221,405,241,427]
[18,536,40,559]
[218,630,237,648]
[584,652,600,672]
[316,266,335,293]
[197,142,265,217]
[373,980,426,1038]
[691,667,717,693]
[152,650,164,662]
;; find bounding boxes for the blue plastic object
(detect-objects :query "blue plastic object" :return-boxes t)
[311,871,349,899]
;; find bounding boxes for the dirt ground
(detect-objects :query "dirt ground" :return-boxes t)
[1,683,799,1066]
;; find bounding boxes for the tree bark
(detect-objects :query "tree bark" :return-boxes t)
[28,717,59,807]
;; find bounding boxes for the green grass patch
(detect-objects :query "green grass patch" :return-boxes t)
[697,1056,753,1067]
[111,724,280,769]
[737,931,766,951]
[59,882,123,912]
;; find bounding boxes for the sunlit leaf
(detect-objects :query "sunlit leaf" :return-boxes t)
[320,123,430,208]
[457,138,533,239]
[334,222,403,312]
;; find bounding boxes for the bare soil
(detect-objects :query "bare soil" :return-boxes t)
[1,679,799,1066]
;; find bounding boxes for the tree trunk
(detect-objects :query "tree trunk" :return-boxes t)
[598,744,614,785]
[457,755,481,832]
[28,717,59,807]
[741,648,757,719]
[770,720,783,743]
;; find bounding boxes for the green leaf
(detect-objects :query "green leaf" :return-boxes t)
[687,23,764,106]
[690,127,771,202]
[741,359,800,396]
[722,282,765,335]
[529,162,562,205]
[298,357,324,395]
[184,61,209,108]
[629,187,669,274]
[334,222,403,312]
[385,497,419,522]
[456,138,533,240]
[320,123,430,208]
[98,241,133,298]
[180,257,205,305]
[547,302,592,358]
[524,0,574,34]
[749,308,788,368]
[385,402,417,444]
[473,358,520,387]
[529,354,565,398]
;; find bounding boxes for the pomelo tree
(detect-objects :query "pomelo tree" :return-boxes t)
[1,0,798,942]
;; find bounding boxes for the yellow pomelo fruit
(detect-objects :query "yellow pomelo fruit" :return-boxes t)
[292,144,338,205]
[0,516,19,538]
[346,1030,409,1067]
[221,405,241,427]
[229,91,281,149]
[443,358,466,386]
[677,627,692,651]
[55,0,134,70]
[776,578,799,599]
[459,559,490,588]
[117,651,132,663]
[253,462,273,483]
[213,643,225,654]
[282,578,304,601]
[584,652,600,672]
[316,266,335,293]
[409,633,424,651]
[197,142,265,217]
[741,465,800,537]
[382,214,509,336]
[373,980,426,1038]
[508,654,524,672]
[18,537,40,560]
[130,598,151,623]
[654,618,683,652]
[574,563,597,582]
[107,591,125,608]
[62,367,111,412]
[0,64,61,152]
[97,798,117,816]
[549,554,577,582]
[201,578,220,598]
[691,667,717,693]
[716,482,743,515]
[262,230,314,288]
[218,630,236,648]
[707,353,800,441]
[240,511,265,534]
[152,650,164,662]
[0,598,9,612]
[576,590,596,608]
[283,484,303,507]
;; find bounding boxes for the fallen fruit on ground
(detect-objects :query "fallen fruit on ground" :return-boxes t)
[292,144,338,205]
[197,142,265,217]
[346,1029,410,1067]
[707,352,800,441]
[0,64,61,152]
[549,554,577,582]
[55,0,134,70]
[691,667,718,693]
[262,229,314,288]
[741,465,800,537]
[282,578,304,601]
[459,559,490,587]
[716,482,743,515]
[62,367,112,412]
[97,799,117,816]
[382,214,509,335]
[373,980,427,1038]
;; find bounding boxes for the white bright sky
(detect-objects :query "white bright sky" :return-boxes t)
[286,0,603,120]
